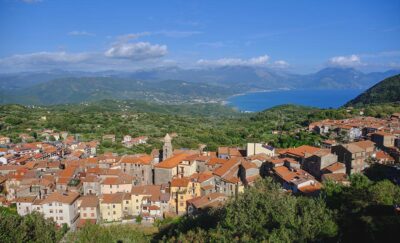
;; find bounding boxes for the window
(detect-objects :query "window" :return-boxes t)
[125,207,128,210]
[126,201,129,204]
[136,206,139,209]
[59,210,63,213]
[50,210,53,213]
[59,203,62,206]
[136,199,139,203]
[113,211,116,215]
[113,205,115,208]
[83,213,87,217]
[49,203,52,206]
[59,217,63,220]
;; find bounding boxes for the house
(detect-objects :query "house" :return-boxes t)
[16,196,37,216]
[186,192,227,215]
[102,134,116,143]
[78,195,100,223]
[82,174,101,196]
[277,145,320,162]
[131,185,162,217]
[40,191,80,228]
[273,166,321,196]
[190,171,216,195]
[0,136,11,145]
[99,192,129,222]
[374,151,395,164]
[100,174,133,194]
[217,147,243,159]
[213,158,259,196]
[154,153,190,185]
[321,162,346,174]
[321,139,337,149]
[332,140,376,175]
[321,173,349,185]
[120,155,153,185]
[371,131,396,148]
[246,143,275,157]
[169,177,201,215]
[302,149,338,178]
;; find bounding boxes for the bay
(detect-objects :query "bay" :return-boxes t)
[226,89,363,112]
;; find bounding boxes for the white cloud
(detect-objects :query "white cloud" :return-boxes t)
[68,31,95,37]
[328,54,362,67]
[273,60,289,68]
[0,51,91,66]
[104,42,167,61]
[197,55,270,67]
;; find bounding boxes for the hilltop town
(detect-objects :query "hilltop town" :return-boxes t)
[0,111,399,232]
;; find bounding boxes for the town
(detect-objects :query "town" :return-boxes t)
[0,112,399,231]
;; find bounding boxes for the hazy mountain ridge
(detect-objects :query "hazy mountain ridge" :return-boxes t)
[0,67,399,105]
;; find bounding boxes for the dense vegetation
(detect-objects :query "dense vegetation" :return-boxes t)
[346,74,400,106]
[0,207,68,243]
[58,175,391,242]
[151,175,400,242]
[66,224,154,243]
[1,101,400,154]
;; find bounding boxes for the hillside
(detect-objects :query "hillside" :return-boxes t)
[345,74,400,106]
[0,77,237,105]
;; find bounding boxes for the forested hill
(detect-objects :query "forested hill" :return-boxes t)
[0,77,237,105]
[345,74,400,107]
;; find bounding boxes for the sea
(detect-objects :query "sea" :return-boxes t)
[225,89,364,112]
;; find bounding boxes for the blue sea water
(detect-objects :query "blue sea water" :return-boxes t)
[226,89,363,112]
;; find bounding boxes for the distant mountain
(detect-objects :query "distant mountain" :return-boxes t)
[345,74,400,106]
[0,67,399,105]
[0,77,237,105]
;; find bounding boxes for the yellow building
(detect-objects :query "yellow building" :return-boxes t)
[169,177,201,215]
[100,193,129,222]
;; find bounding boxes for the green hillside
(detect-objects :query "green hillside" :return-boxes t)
[345,74,400,106]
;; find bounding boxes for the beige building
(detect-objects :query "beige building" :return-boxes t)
[100,193,128,222]
[246,143,275,157]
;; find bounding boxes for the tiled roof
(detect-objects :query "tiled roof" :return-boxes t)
[41,191,79,205]
[155,153,190,169]
[170,177,190,187]
[79,195,99,208]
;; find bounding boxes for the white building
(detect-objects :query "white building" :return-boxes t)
[16,196,37,216]
[40,191,80,228]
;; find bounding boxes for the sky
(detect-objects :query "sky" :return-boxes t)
[0,0,399,73]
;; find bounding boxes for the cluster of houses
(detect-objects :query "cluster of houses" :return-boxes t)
[0,113,399,230]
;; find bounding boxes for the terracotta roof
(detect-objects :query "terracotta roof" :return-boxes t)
[41,191,79,205]
[375,151,395,161]
[206,157,228,166]
[321,173,348,183]
[170,177,190,187]
[102,175,132,185]
[298,182,322,195]
[187,192,227,209]
[213,158,240,177]
[190,171,214,183]
[120,155,152,165]
[15,196,36,203]
[279,145,320,158]
[101,193,126,204]
[352,140,375,150]
[155,153,190,169]
[79,195,99,208]
[131,185,161,196]
[323,162,345,173]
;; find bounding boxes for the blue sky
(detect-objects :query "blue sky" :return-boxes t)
[0,0,399,73]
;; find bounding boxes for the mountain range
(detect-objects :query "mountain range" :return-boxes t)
[0,67,399,105]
